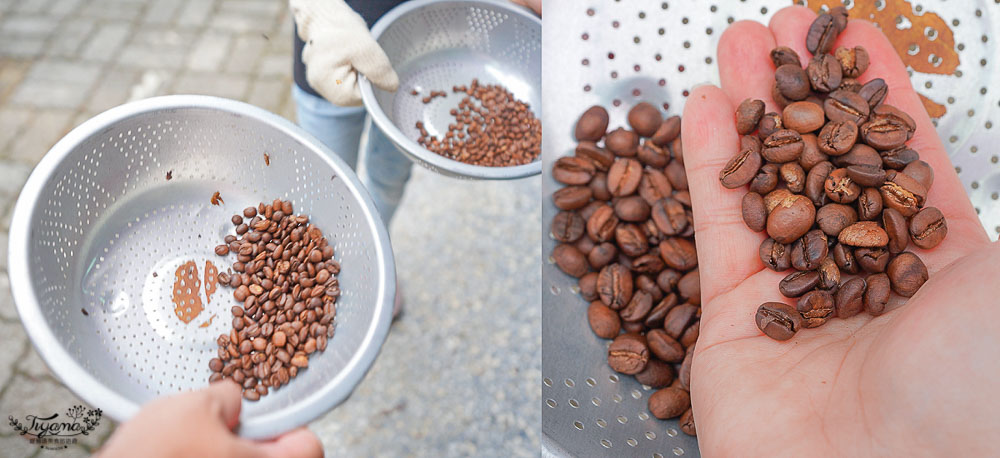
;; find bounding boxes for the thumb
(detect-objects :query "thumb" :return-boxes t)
[204,380,243,430]
[230,427,325,458]
[351,40,399,92]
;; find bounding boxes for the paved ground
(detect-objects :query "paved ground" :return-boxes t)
[0,0,541,456]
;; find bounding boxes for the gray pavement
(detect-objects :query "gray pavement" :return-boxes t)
[0,0,541,456]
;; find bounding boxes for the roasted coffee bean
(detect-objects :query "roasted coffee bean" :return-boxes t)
[588,301,621,339]
[651,116,682,146]
[755,302,802,341]
[858,78,888,109]
[632,253,665,274]
[552,156,596,185]
[779,271,821,297]
[881,146,919,170]
[656,270,682,293]
[864,273,891,316]
[647,328,685,363]
[679,345,694,390]
[805,161,834,206]
[552,244,588,278]
[680,408,697,437]
[664,303,698,339]
[834,144,882,168]
[757,112,783,139]
[838,77,863,93]
[797,289,836,328]
[834,46,869,78]
[816,203,857,237]
[902,160,934,191]
[620,290,653,322]
[839,221,889,247]
[909,207,947,249]
[575,141,614,171]
[665,161,688,191]
[598,263,633,309]
[552,186,592,210]
[806,12,839,55]
[606,128,639,157]
[614,196,651,222]
[652,197,688,235]
[856,247,891,273]
[845,164,886,187]
[807,54,842,93]
[767,194,816,244]
[736,99,767,134]
[579,273,599,302]
[824,90,870,125]
[880,171,926,217]
[607,333,649,375]
[551,211,585,243]
[836,277,867,319]
[762,129,804,163]
[635,274,663,302]
[679,320,700,348]
[833,243,860,274]
[575,105,610,141]
[639,169,674,205]
[857,188,883,221]
[588,243,617,269]
[818,120,858,156]
[825,168,861,204]
[615,224,648,257]
[775,65,811,101]
[649,387,690,420]
[628,102,663,137]
[861,111,911,151]
[741,192,767,232]
[215,244,230,256]
[770,46,801,67]
[637,141,670,168]
[881,207,909,254]
[798,134,828,171]
[243,206,257,218]
[760,238,792,271]
[607,158,643,196]
[749,162,780,195]
[659,237,698,271]
[790,229,828,271]
[586,204,618,242]
[635,359,675,388]
[817,256,841,290]
[780,162,806,193]
[645,293,679,329]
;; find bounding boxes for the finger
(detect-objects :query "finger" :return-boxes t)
[717,20,780,112]
[767,5,817,65]
[252,428,325,458]
[352,44,399,92]
[204,380,243,430]
[835,20,988,245]
[682,85,767,306]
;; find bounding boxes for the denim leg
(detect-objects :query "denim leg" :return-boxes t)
[359,120,413,226]
[291,84,365,169]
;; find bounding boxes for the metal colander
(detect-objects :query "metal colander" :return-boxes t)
[543,1,1000,457]
[360,0,542,180]
[7,95,395,439]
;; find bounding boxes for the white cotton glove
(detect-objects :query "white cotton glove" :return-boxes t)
[290,0,399,106]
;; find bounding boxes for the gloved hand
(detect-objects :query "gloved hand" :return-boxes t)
[291,0,399,106]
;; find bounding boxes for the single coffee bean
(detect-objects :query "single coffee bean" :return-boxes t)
[620,290,654,322]
[607,333,649,375]
[825,168,861,204]
[836,277,867,319]
[586,204,618,242]
[757,112,783,139]
[872,104,916,137]
[637,141,670,168]
[807,54,843,93]
[767,194,816,244]
[552,244,588,278]
[839,221,889,247]
[588,301,621,339]
[861,113,910,151]
[858,78,888,108]
[656,269,681,292]
[764,187,794,213]
[770,46,801,67]
[639,169,674,205]
[576,141,614,171]
[649,387,690,420]
[615,224,649,257]
[628,102,663,137]
[790,229,829,271]
[664,303,699,339]
[830,5,849,31]
[679,345,694,389]
[816,203,857,237]
[762,129,804,163]
[857,188,883,221]
[779,270,821,297]
[824,90,870,125]
[760,238,792,271]
[552,186,592,210]
[607,158,643,196]
[902,160,934,191]
[806,12,839,54]
[741,192,767,232]
[575,105,610,141]
[736,99,767,134]
[579,272,599,302]
[552,156,596,185]
[845,164,886,187]
[665,161,688,191]
[645,293,679,328]
[833,243,860,274]
[680,320,700,348]
[658,237,697,271]
[651,116,682,146]
[749,162,780,195]
[882,207,909,254]
[755,302,803,341]
[834,143,882,168]
[817,256,841,290]
[881,146,919,170]
[632,253,665,274]
[797,289,836,328]
[635,358,676,388]
[614,196,651,222]
[551,211,585,243]
[598,264,633,309]
[243,206,257,218]
[818,120,858,156]
[652,197,688,235]
[887,252,928,297]
[856,247,891,273]
[880,171,926,217]
[864,273,891,316]
[606,128,639,157]
[834,46,870,78]
[805,161,834,206]
[838,77,863,93]
[680,408,697,437]
[909,207,947,249]
[215,245,230,256]
[799,134,828,171]
[647,328,685,362]
[775,65,811,101]
[780,162,807,193]
[587,242,617,270]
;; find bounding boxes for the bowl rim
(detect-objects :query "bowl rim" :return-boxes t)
[6,94,396,439]
[359,0,542,180]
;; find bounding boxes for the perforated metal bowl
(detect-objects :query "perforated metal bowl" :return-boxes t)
[360,0,542,180]
[7,95,395,439]
[543,1,1000,457]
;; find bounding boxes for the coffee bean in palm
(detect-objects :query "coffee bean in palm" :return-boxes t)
[779,270,820,297]
[637,142,669,168]
[845,164,886,187]
[628,102,663,137]
[902,160,934,190]
[664,303,698,339]
[790,229,828,271]
[807,54,843,93]
[575,105,609,141]
[861,115,910,151]
[797,289,835,328]
[862,273,891,316]
[780,162,807,193]
[755,302,802,341]
[757,112,783,139]
[649,387,690,420]
[680,408,697,437]
[857,78,888,108]
[817,256,841,290]
[741,192,767,232]
[834,46,870,78]
[857,188,883,220]
[836,277,867,318]
[825,168,861,203]
[803,161,832,206]
[767,194,815,243]
[775,65,811,101]
[552,186,592,210]
[651,115,682,146]
[652,197,688,235]
[856,247,891,273]
[833,243,860,274]
[736,99,766,134]
[576,141,614,170]
[659,237,698,271]
[838,221,889,247]
[552,156,596,185]
[838,77,862,93]
[720,136,763,189]
[678,345,694,390]
[886,252,928,297]
[607,333,649,375]
[816,203,857,237]
[783,102,824,133]
[762,129,804,163]
[770,46,801,67]
[607,158,643,196]
[760,238,792,271]
[606,128,639,157]
[880,207,908,254]
[881,145,919,170]
[552,244,589,278]
[806,12,839,55]
[817,120,858,156]
[825,90,870,125]
[880,171,926,217]
[909,207,947,249]
[834,144,882,168]
[588,301,621,339]
[665,161,689,191]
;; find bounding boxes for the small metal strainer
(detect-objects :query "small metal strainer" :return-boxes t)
[360,0,542,180]
[7,95,395,439]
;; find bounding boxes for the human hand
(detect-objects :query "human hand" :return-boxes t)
[509,0,541,16]
[98,382,323,458]
[291,0,398,106]
[681,6,1000,456]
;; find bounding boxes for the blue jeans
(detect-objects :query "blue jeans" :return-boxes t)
[292,85,412,226]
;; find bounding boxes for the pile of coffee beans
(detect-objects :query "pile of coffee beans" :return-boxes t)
[551,102,697,436]
[208,200,340,400]
[719,7,947,341]
[416,79,541,167]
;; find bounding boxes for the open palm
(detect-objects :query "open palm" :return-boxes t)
[682,7,1000,456]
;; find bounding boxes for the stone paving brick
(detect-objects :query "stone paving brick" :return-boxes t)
[0,107,33,153]
[0,15,59,37]
[0,161,32,198]
[258,53,289,77]
[85,68,138,113]
[10,60,101,109]
[78,0,143,21]
[0,272,17,321]
[142,0,182,25]
[8,109,74,163]
[125,69,173,101]
[79,22,131,63]
[48,0,83,16]
[0,202,12,232]
[0,321,26,386]
[16,347,53,381]
[186,31,232,72]
[220,0,284,17]
[245,77,289,113]
[47,17,96,57]
[210,11,278,34]
[0,432,38,458]
[0,231,6,272]
[10,0,52,14]
[173,72,250,100]
[0,60,31,102]
[176,0,216,27]
[118,45,186,70]
[0,37,46,59]
[224,35,268,74]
